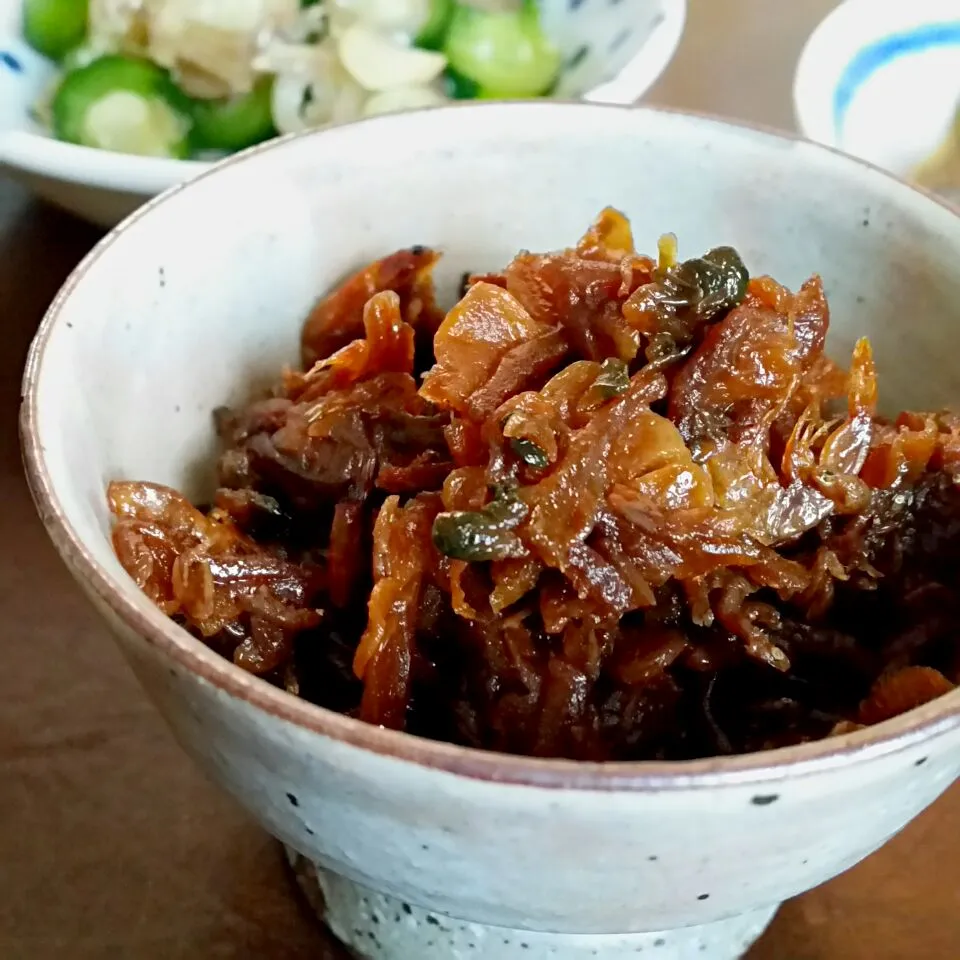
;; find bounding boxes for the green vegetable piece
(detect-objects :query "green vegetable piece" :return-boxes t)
[444,66,481,100]
[634,243,750,365]
[510,437,550,470]
[593,358,630,398]
[444,0,561,98]
[673,246,750,322]
[644,331,680,365]
[52,54,194,158]
[416,0,454,51]
[432,485,529,562]
[645,241,750,323]
[23,0,88,62]
[190,77,277,152]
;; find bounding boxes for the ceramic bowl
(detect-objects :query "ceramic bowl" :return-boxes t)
[0,0,686,228]
[793,0,960,186]
[21,102,960,960]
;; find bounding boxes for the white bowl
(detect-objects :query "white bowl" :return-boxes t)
[21,102,960,960]
[794,0,960,183]
[0,0,686,228]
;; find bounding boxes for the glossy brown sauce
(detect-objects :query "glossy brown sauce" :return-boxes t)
[108,209,959,760]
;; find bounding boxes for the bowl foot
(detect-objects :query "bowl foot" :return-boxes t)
[285,846,779,960]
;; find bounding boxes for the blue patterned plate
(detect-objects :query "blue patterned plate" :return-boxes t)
[0,0,686,226]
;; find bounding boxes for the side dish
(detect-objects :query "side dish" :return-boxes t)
[108,209,960,761]
[24,0,561,158]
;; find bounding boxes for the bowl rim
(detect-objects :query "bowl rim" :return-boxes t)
[0,0,687,193]
[20,100,960,792]
[0,129,212,193]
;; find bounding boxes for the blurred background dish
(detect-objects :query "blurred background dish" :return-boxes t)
[0,0,686,227]
[793,0,960,199]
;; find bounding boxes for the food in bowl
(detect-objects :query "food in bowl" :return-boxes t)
[23,0,562,158]
[107,207,959,761]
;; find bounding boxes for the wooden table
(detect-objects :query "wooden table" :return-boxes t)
[2,2,957,957]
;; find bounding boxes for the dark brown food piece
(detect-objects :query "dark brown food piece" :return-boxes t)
[108,208,960,761]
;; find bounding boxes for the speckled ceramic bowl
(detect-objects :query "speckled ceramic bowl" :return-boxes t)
[21,102,960,960]
[0,0,685,227]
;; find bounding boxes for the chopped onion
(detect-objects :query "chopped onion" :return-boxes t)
[332,0,431,37]
[362,84,447,117]
[143,0,302,98]
[88,0,149,54]
[254,37,337,80]
[276,5,329,45]
[337,23,447,92]
[271,57,366,134]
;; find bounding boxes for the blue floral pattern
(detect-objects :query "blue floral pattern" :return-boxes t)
[0,49,22,73]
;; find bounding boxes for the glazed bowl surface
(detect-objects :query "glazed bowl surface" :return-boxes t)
[0,0,686,227]
[21,102,960,960]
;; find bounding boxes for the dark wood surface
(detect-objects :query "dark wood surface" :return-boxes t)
[2,2,958,956]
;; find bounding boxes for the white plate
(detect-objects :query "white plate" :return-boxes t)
[0,0,686,227]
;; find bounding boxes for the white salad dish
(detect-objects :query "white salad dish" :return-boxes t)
[794,0,960,194]
[21,101,960,960]
[0,0,686,227]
